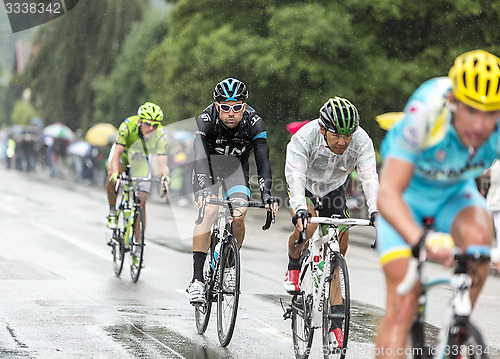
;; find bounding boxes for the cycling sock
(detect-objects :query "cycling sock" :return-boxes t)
[288,255,302,270]
[193,251,207,282]
[330,305,344,329]
[109,206,116,215]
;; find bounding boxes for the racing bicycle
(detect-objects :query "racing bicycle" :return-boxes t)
[283,214,373,359]
[106,168,165,283]
[397,219,500,359]
[193,194,276,347]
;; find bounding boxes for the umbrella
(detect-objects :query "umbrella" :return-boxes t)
[68,141,92,157]
[85,123,118,146]
[375,112,405,131]
[286,120,310,135]
[43,123,75,140]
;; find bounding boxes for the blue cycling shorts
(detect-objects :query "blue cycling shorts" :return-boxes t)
[376,179,489,265]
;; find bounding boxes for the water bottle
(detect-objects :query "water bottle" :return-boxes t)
[314,260,325,288]
[123,208,131,226]
[211,242,221,270]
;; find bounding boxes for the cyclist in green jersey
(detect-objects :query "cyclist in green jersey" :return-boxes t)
[106,102,170,232]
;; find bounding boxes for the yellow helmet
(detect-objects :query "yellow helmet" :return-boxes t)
[448,50,500,111]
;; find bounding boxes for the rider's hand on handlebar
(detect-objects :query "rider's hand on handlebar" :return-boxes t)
[195,190,212,208]
[262,193,279,217]
[369,211,378,226]
[109,172,121,183]
[413,231,455,266]
[160,175,170,192]
[292,209,312,232]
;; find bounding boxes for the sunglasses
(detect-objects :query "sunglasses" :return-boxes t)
[218,103,245,113]
[142,120,159,129]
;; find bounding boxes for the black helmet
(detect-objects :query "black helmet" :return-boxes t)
[213,78,248,102]
[319,97,359,135]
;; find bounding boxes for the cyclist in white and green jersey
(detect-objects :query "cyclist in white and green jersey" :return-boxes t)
[106,102,170,231]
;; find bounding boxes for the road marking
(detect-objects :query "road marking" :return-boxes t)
[253,318,291,341]
[129,322,186,358]
[28,219,110,261]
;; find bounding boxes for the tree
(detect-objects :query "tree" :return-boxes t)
[10,100,39,126]
[92,14,168,127]
[22,0,146,131]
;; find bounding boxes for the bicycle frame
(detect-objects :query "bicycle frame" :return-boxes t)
[301,217,371,328]
[398,245,500,358]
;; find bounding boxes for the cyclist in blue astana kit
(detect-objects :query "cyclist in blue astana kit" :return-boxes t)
[188,78,279,304]
[106,102,170,233]
[284,97,379,347]
[375,50,500,358]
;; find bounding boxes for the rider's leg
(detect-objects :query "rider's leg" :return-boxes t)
[192,202,218,282]
[375,257,420,359]
[449,206,492,306]
[287,202,318,260]
[232,206,249,248]
[105,162,123,212]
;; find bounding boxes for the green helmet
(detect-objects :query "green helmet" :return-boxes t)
[137,102,164,123]
[319,97,359,135]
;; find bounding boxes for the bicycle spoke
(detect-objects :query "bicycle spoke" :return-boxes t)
[217,238,240,347]
[130,206,145,283]
[195,246,214,334]
[292,294,314,359]
[322,254,350,359]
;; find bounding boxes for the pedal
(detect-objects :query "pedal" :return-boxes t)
[280,298,292,320]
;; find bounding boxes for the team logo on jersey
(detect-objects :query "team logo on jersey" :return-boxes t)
[435,149,446,162]
[403,126,419,146]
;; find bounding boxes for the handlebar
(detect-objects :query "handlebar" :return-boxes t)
[114,175,167,197]
[396,245,500,296]
[194,195,277,230]
[295,216,373,247]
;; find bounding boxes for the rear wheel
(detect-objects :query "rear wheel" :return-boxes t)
[217,237,240,347]
[444,322,489,359]
[195,243,214,334]
[322,254,350,359]
[129,206,145,283]
[292,293,314,359]
[111,212,125,277]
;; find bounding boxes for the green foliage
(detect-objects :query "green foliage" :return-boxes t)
[10,100,38,126]
[21,0,146,131]
[92,14,168,128]
[12,0,500,192]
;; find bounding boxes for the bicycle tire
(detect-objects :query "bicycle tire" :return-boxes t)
[443,321,489,359]
[217,237,240,347]
[322,253,350,359]
[112,211,125,277]
[409,320,434,359]
[292,293,314,359]
[195,243,214,334]
[129,206,145,283]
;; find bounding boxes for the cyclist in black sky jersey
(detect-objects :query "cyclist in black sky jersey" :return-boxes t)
[188,78,279,304]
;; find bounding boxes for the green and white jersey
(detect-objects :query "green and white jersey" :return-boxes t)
[115,115,167,177]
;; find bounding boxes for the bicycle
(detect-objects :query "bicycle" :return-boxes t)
[193,194,276,347]
[283,214,373,359]
[106,168,165,283]
[397,218,500,359]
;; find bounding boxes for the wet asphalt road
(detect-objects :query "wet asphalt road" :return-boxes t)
[1,166,500,359]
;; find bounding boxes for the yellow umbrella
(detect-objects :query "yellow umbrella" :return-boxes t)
[85,123,118,146]
[375,112,405,131]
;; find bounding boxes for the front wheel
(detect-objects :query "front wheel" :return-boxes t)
[444,321,489,359]
[322,254,350,359]
[217,237,240,347]
[129,206,145,283]
[292,293,314,359]
[195,244,214,334]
